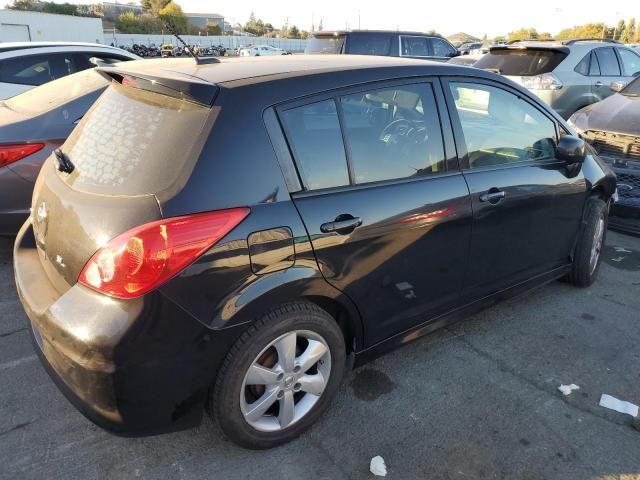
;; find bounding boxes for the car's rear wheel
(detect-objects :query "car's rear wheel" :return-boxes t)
[567,197,608,287]
[210,302,346,449]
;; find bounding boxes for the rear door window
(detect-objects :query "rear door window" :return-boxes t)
[0,53,77,86]
[449,82,557,168]
[400,36,431,57]
[594,48,621,76]
[346,33,392,56]
[280,100,350,190]
[589,52,601,76]
[474,49,568,75]
[339,83,445,183]
[617,48,640,77]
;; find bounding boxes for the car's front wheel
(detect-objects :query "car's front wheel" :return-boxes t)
[210,302,346,449]
[567,197,608,287]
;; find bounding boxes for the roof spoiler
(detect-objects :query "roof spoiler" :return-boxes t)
[96,67,218,106]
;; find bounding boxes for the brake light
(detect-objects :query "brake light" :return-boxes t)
[0,143,45,168]
[78,208,250,299]
[520,72,563,91]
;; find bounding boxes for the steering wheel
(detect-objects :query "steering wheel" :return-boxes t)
[379,119,413,142]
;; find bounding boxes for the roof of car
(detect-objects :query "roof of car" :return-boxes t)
[313,30,438,37]
[114,54,474,86]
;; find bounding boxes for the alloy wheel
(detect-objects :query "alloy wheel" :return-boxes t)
[589,214,605,275]
[240,330,331,432]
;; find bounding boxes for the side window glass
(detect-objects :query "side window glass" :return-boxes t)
[432,38,456,57]
[0,54,54,86]
[347,34,392,56]
[618,49,640,77]
[400,36,430,57]
[594,48,621,76]
[588,52,601,76]
[575,53,590,75]
[449,82,557,169]
[340,83,445,184]
[280,100,350,190]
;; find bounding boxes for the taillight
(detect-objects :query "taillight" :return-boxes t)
[0,143,45,168]
[78,208,250,299]
[520,72,563,91]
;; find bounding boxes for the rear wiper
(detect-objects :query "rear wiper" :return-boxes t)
[54,148,74,174]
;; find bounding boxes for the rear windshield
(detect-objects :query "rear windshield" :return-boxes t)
[474,48,568,76]
[62,82,211,197]
[305,35,345,54]
[5,68,109,115]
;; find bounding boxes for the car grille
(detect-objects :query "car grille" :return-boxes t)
[585,130,640,161]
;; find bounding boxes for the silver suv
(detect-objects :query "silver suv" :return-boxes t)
[474,39,640,118]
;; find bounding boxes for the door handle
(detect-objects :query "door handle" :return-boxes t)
[320,216,362,234]
[479,190,506,204]
[594,81,604,87]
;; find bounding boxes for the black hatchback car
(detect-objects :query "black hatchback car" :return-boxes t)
[14,55,615,449]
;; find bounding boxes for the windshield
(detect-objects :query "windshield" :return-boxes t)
[5,68,109,115]
[305,35,345,54]
[474,48,568,76]
[621,76,640,95]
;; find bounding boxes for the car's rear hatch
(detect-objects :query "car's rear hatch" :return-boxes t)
[30,66,218,294]
[474,45,569,84]
[305,33,346,54]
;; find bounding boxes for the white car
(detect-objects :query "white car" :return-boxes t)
[0,42,139,99]
[239,45,288,57]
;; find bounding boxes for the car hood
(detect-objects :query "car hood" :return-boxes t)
[571,93,640,136]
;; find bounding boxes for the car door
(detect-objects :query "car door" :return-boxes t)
[277,79,472,346]
[591,47,623,102]
[443,78,587,298]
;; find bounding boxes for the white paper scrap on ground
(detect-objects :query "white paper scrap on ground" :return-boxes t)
[558,384,580,396]
[370,456,387,477]
[599,394,639,417]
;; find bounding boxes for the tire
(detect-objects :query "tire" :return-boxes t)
[567,197,608,287]
[210,302,346,449]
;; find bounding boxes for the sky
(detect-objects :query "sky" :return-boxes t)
[169,0,640,38]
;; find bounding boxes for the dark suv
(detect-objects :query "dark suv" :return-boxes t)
[14,55,615,449]
[305,30,459,61]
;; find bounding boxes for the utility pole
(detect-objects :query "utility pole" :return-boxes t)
[358,10,360,29]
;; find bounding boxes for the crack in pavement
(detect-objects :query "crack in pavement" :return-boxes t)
[0,419,36,437]
[0,354,37,371]
[0,327,27,338]
[444,327,636,431]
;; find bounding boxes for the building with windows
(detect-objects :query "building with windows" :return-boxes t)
[185,12,225,32]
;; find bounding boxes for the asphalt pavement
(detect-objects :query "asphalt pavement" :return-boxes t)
[1,231,639,479]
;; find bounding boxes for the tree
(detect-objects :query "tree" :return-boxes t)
[207,24,222,35]
[539,32,553,40]
[557,23,614,40]
[6,0,37,10]
[158,1,189,34]
[287,25,300,39]
[141,0,167,16]
[507,27,539,42]
[493,35,507,43]
[614,19,625,40]
[318,18,323,31]
[41,2,78,15]
[621,18,636,44]
[244,12,267,36]
[116,11,155,33]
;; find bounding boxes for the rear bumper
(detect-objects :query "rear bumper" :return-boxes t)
[14,220,243,436]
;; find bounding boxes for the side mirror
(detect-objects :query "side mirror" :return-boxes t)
[557,135,586,165]
[610,80,627,93]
